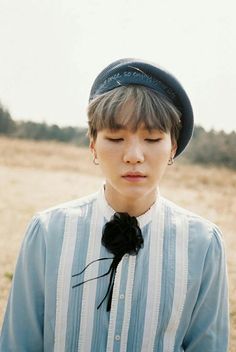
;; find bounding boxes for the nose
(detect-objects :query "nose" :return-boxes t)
[123,138,145,164]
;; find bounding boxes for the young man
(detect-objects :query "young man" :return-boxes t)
[0,59,229,351]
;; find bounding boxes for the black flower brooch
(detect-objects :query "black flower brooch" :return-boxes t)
[72,212,143,311]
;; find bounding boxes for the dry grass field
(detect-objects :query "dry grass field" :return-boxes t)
[0,136,235,350]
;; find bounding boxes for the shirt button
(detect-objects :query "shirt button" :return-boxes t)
[124,254,129,259]
[115,335,121,341]
[119,294,125,300]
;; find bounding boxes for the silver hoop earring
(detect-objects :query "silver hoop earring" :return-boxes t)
[168,156,174,166]
[93,156,99,165]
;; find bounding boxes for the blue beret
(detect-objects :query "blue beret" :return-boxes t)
[89,58,194,157]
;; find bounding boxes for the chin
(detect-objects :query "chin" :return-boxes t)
[121,186,154,200]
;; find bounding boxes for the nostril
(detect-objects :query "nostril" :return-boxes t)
[123,154,144,164]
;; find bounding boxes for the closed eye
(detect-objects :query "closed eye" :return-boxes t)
[106,138,123,142]
[145,138,162,142]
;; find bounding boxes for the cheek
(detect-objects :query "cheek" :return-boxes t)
[96,145,118,163]
[154,141,172,158]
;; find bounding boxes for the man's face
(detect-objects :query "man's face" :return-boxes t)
[90,123,176,208]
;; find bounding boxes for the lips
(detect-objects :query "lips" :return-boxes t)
[122,172,147,182]
[123,171,146,177]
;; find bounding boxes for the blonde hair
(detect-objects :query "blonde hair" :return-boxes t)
[87,85,182,144]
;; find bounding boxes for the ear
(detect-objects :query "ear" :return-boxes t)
[171,142,177,158]
[89,138,96,154]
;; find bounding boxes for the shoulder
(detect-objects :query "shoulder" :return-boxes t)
[42,190,97,215]
[40,191,98,215]
[26,191,99,239]
[161,196,224,250]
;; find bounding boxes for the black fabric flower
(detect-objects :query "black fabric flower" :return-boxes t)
[72,212,143,312]
[102,212,143,257]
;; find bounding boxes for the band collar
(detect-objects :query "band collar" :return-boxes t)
[97,183,162,228]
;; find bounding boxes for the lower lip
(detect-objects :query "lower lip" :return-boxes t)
[122,176,146,182]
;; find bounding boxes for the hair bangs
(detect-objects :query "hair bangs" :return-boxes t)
[88,86,182,142]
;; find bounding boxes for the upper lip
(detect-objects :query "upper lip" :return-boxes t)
[122,171,146,177]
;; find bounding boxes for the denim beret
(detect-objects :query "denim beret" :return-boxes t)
[89,58,194,157]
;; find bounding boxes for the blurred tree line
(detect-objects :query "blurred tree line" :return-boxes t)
[0,102,88,146]
[182,126,236,169]
[1,101,236,169]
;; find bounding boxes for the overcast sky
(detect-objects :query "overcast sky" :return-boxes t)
[0,0,235,132]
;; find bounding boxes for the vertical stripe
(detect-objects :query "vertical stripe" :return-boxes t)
[54,211,78,352]
[141,201,164,351]
[78,201,103,352]
[120,255,136,351]
[38,212,51,231]
[106,260,122,352]
[163,215,189,352]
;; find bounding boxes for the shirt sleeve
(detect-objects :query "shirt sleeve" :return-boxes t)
[183,225,229,352]
[0,215,46,352]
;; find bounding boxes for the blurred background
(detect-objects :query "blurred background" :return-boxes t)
[0,0,236,132]
[0,0,235,350]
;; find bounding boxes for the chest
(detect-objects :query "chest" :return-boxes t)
[47,208,201,352]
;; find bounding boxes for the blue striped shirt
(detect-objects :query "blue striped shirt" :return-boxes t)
[0,186,229,351]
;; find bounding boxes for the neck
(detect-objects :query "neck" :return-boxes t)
[104,185,158,217]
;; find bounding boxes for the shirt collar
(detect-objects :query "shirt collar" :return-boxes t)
[96,183,162,228]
